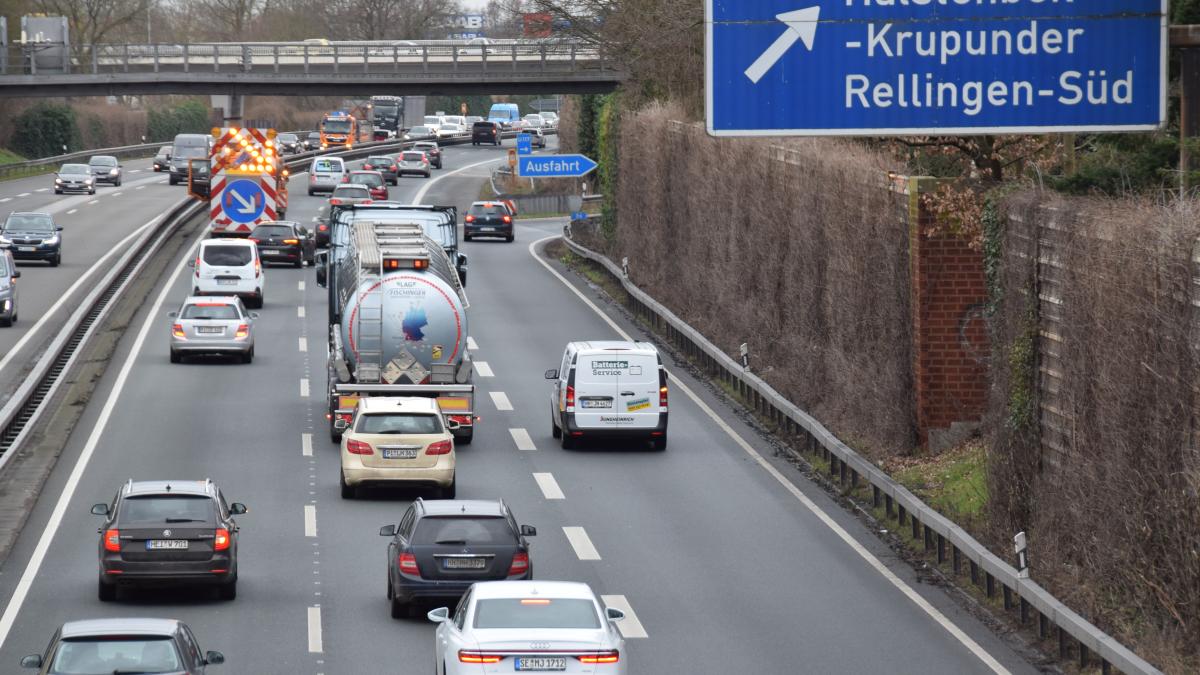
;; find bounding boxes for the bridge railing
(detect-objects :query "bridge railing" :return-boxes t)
[0,40,610,77]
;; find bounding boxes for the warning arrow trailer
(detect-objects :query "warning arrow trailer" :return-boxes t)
[208,127,291,236]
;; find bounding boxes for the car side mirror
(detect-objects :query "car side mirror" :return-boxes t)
[20,655,42,668]
[606,607,626,622]
[520,525,537,537]
[205,651,225,665]
[167,311,177,318]
[229,503,247,515]
[10,271,19,279]
[90,503,109,516]
[427,607,450,623]
[544,369,558,380]
[55,226,63,231]
[379,524,397,537]
[249,312,259,319]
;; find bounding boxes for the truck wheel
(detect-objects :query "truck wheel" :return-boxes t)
[456,428,473,445]
[169,175,179,186]
[331,426,343,444]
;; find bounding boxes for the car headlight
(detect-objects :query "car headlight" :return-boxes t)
[54,177,62,183]
[44,235,59,246]
[0,237,11,246]
[109,168,119,175]
[84,178,93,184]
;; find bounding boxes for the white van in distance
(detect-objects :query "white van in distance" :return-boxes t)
[546,341,668,450]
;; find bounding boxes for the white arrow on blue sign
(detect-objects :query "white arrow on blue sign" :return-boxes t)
[222,179,266,224]
[517,134,533,155]
[517,154,598,178]
[706,1,1167,136]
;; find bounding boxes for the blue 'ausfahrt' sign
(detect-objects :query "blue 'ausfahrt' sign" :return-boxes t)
[518,154,598,178]
[706,1,1167,136]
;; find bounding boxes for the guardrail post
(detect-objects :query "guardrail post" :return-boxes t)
[92,46,98,74]
[362,45,368,74]
[985,572,995,598]
[969,560,979,585]
[1003,584,1013,610]
[541,45,546,72]
[1019,597,1029,624]
[241,44,251,73]
[1038,611,1049,639]
[885,494,894,518]
[872,485,881,508]
[422,45,428,73]
[911,514,920,541]
[850,468,859,489]
[897,504,907,526]
[213,44,219,73]
[571,44,577,71]
[273,45,279,73]
[829,454,838,478]
[123,44,130,73]
[838,459,847,484]
[922,523,932,551]
[952,545,961,574]
[1057,627,1068,659]
[482,44,487,72]
[453,46,458,72]
[1101,659,1112,675]
[333,45,339,74]
[512,44,518,72]
[936,533,945,563]
[182,44,188,73]
[1079,643,1089,668]
[393,45,398,72]
[153,44,159,73]
[304,45,309,74]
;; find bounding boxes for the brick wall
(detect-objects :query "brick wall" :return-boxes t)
[906,178,989,450]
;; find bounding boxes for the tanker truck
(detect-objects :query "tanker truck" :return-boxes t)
[316,220,475,445]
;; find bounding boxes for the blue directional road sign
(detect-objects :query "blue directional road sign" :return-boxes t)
[570,211,588,221]
[517,154,598,179]
[517,133,533,155]
[706,1,1167,136]
[222,179,266,224]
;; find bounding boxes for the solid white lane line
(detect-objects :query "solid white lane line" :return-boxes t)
[302,433,313,457]
[16,192,29,197]
[307,606,323,653]
[467,336,479,350]
[135,185,145,190]
[88,199,98,204]
[563,526,601,561]
[0,230,197,651]
[475,361,494,377]
[490,391,513,411]
[297,306,306,318]
[66,209,77,215]
[304,505,318,537]
[34,188,47,193]
[600,595,648,639]
[299,337,308,352]
[300,378,310,398]
[298,280,306,292]
[410,157,503,205]
[529,236,1010,674]
[532,473,564,500]
[0,198,12,203]
[509,428,535,451]
[0,221,156,379]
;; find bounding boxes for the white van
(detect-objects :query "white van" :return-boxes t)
[191,239,265,308]
[307,156,347,195]
[545,341,668,450]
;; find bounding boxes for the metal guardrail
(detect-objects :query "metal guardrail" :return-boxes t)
[560,229,1162,675]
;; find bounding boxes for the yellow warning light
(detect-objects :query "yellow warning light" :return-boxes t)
[211,127,221,138]
[264,140,274,148]
[267,129,277,140]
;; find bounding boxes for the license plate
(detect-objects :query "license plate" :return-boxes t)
[18,247,35,252]
[382,447,419,459]
[216,279,238,285]
[581,399,612,409]
[262,249,280,255]
[515,657,566,671]
[481,227,496,232]
[146,540,188,550]
[442,557,487,570]
[196,326,223,334]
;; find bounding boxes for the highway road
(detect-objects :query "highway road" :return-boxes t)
[0,138,1040,673]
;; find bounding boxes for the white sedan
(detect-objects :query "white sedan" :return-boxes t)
[437,123,465,139]
[429,580,627,674]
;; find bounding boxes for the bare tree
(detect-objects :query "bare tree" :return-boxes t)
[323,0,462,41]
[33,0,149,47]
[191,0,261,40]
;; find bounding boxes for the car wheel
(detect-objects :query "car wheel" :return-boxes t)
[97,578,117,602]
[170,349,181,364]
[49,254,60,267]
[561,432,576,450]
[169,175,178,186]
[463,234,472,242]
[218,577,237,601]
[441,480,456,500]
[54,189,62,195]
[456,427,473,445]
[390,594,410,619]
[293,257,303,269]
[340,471,354,499]
[551,412,561,439]
[652,435,668,451]
[242,347,254,364]
[116,178,122,187]
[505,234,514,243]
[307,189,315,196]
[0,316,10,328]
[89,189,96,195]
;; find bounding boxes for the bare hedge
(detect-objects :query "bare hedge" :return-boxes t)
[614,102,916,455]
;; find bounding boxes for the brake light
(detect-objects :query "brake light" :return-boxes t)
[330,198,342,205]
[508,551,529,576]
[214,528,231,551]
[347,439,373,455]
[363,164,373,169]
[459,651,501,664]
[502,215,512,224]
[413,259,428,270]
[282,238,300,245]
[390,165,397,171]
[235,324,249,338]
[565,385,575,411]
[578,651,620,664]
[247,237,260,244]
[426,439,452,455]
[399,552,419,575]
[172,323,185,338]
[255,259,261,278]
[318,224,328,231]
[103,529,120,552]
[660,386,669,409]
[464,215,475,223]
[448,415,471,426]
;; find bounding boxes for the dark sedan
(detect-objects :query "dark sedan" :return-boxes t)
[305,131,322,151]
[153,145,172,172]
[249,221,315,267]
[463,201,514,242]
[276,133,303,154]
[1,212,63,266]
[362,155,399,185]
[379,498,535,618]
[88,155,122,186]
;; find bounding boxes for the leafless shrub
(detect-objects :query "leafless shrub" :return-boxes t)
[613,102,915,455]
[73,101,147,148]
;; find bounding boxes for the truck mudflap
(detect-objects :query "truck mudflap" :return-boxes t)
[330,384,476,436]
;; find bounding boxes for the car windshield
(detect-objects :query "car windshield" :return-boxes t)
[308,133,321,141]
[402,152,425,162]
[409,126,431,135]
[60,164,89,174]
[89,157,117,167]
[181,303,240,320]
[356,413,442,435]
[50,637,182,674]
[351,173,383,187]
[439,124,458,131]
[423,117,441,125]
[413,516,513,545]
[174,145,206,160]
[202,245,252,266]
[278,134,298,143]
[366,157,392,166]
[470,204,508,217]
[473,598,601,630]
[5,214,53,232]
[323,119,352,133]
[251,225,295,239]
[119,495,215,524]
[334,186,370,200]
[156,147,171,156]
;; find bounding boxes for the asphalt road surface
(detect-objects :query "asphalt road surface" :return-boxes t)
[0,139,1040,674]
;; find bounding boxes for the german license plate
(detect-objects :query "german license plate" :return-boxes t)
[216,279,238,285]
[515,657,566,671]
[443,557,487,570]
[382,447,419,459]
[197,326,223,334]
[262,249,280,255]
[581,398,612,409]
[146,540,188,550]
[18,247,35,252]
[481,227,496,232]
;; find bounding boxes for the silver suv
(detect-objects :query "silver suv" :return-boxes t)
[0,249,19,326]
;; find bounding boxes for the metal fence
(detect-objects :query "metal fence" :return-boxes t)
[561,225,1162,675]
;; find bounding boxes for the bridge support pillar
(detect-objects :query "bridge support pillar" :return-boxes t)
[224,94,243,126]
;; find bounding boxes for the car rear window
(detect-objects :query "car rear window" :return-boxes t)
[181,304,239,320]
[251,225,294,239]
[473,122,496,129]
[470,204,507,217]
[313,158,343,173]
[473,598,601,630]
[52,638,182,673]
[334,186,370,200]
[351,173,383,187]
[119,495,215,524]
[402,152,425,162]
[366,157,392,166]
[413,517,513,545]
[356,413,442,435]
[202,245,253,266]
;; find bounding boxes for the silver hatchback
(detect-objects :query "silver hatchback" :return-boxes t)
[168,296,257,363]
[0,250,18,326]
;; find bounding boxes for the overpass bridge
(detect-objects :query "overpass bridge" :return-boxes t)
[0,40,624,97]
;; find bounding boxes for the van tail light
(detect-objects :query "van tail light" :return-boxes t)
[464,215,475,223]
[346,439,373,455]
[565,385,575,412]
[398,552,420,575]
[425,439,452,455]
[459,651,501,664]
[235,324,249,338]
[282,238,300,245]
[254,259,261,278]
[329,198,342,206]
[103,529,121,552]
[194,256,201,278]
[172,323,185,338]
[502,215,512,224]
[318,224,328,231]
[578,651,620,664]
[660,386,669,410]
[507,551,529,576]
[448,415,471,427]
[214,528,231,551]
[248,237,260,244]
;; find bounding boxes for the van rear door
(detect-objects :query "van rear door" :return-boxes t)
[572,353,622,430]
[616,354,661,430]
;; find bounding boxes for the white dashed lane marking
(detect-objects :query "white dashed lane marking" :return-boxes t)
[66,209,77,215]
[88,199,98,204]
[563,527,601,561]
[135,185,145,190]
[298,280,306,292]
[300,378,310,398]
[532,473,564,499]
[0,198,12,203]
[307,606,323,652]
[475,361,493,377]
[299,337,308,352]
[467,336,478,350]
[131,169,142,173]
[298,306,306,318]
[302,433,313,457]
[508,428,535,451]
[111,192,123,197]
[34,188,47,193]
[304,505,318,537]
[16,192,29,197]
[601,595,648,639]
[490,391,513,411]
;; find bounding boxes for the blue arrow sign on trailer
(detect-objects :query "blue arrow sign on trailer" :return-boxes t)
[222,179,266,224]
[517,154,598,178]
[706,1,1167,136]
